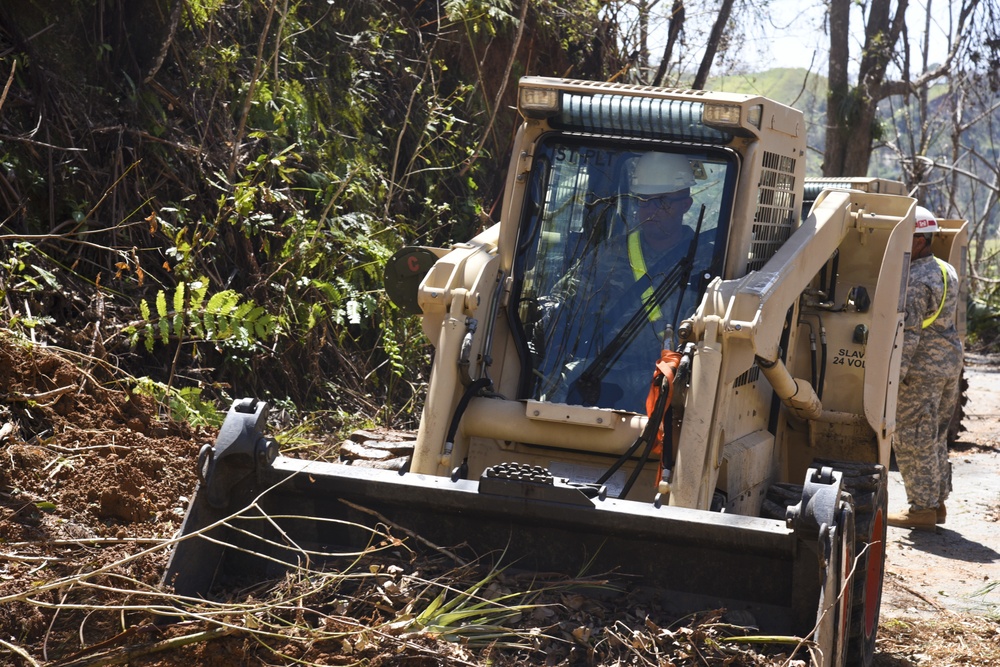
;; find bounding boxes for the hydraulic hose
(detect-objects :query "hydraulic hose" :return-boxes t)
[810,333,818,392]
[443,377,493,463]
[801,313,828,400]
[817,318,828,400]
[597,349,682,498]
[596,379,665,499]
[799,318,818,391]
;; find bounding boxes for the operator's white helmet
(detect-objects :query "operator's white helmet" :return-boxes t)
[914,205,940,234]
[631,152,696,195]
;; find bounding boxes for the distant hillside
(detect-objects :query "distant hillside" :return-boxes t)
[709,67,828,104]
[709,68,829,175]
[707,69,954,180]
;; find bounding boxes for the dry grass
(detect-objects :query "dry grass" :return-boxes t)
[875,615,1000,666]
[1,504,812,666]
[9,496,998,666]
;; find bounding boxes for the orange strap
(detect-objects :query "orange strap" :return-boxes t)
[645,350,682,484]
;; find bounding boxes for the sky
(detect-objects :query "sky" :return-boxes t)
[743,0,957,74]
[648,0,962,79]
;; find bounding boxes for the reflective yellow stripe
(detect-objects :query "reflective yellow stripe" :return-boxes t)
[627,230,662,321]
[921,257,949,329]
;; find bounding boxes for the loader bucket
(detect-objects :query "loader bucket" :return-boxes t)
[164,399,852,662]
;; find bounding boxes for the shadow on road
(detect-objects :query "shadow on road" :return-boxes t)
[898,528,1000,563]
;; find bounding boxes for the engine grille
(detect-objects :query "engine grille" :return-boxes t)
[747,151,797,273]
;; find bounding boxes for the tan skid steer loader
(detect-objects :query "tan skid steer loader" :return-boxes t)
[165,77,941,666]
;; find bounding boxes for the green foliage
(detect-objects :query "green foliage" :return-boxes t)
[406,567,548,647]
[34,501,57,513]
[0,242,61,295]
[445,0,516,35]
[184,0,225,29]
[0,242,59,333]
[966,238,1000,351]
[125,280,276,353]
[132,377,226,427]
[0,0,616,428]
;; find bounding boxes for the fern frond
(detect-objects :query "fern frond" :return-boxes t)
[125,278,276,352]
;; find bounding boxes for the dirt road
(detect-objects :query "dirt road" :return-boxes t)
[881,354,1000,619]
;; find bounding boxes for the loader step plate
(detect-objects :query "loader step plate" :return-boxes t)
[480,462,604,503]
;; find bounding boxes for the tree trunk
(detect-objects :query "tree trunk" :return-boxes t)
[693,0,736,90]
[652,0,685,87]
[823,0,852,175]
[638,0,651,77]
[823,0,910,177]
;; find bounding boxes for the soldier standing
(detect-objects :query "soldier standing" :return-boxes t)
[888,206,964,530]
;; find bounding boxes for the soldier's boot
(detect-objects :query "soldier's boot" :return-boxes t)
[936,502,946,524]
[887,506,937,531]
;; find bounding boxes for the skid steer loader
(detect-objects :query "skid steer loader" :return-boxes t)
[164,77,966,666]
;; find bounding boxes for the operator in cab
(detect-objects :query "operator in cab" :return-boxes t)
[888,206,964,531]
[537,151,710,413]
[631,152,697,254]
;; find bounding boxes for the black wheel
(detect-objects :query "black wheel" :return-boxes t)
[816,459,887,667]
[762,460,887,667]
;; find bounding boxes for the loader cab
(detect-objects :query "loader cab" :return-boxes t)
[510,138,738,414]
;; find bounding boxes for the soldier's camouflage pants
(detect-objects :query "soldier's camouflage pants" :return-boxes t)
[894,370,958,510]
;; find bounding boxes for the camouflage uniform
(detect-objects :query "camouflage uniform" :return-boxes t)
[895,254,963,511]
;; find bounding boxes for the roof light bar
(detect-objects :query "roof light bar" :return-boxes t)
[519,87,561,118]
[551,93,733,143]
[703,103,742,127]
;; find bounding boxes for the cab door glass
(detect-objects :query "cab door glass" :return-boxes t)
[514,139,737,413]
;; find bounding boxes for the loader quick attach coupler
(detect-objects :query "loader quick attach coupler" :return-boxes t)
[197,397,279,509]
[785,466,844,539]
